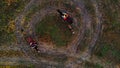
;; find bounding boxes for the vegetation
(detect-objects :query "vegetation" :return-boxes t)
[0,50,24,57]
[85,61,103,68]
[25,0,76,22]
[0,0,120,67]
[84,0,95,15]
[94,0,120,63]
[95,42,120,63]
[36,14,72,46]
[54,55,67,63]
[0,65,28,68]
[0,0,29,45]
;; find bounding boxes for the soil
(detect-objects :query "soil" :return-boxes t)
[10,0,117,67]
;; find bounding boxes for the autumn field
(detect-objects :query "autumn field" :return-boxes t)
[0,0,120,68]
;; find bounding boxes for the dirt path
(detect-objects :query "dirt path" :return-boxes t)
[14,0,63,66]
[71,0,115,67]
[15,0,96,61]
[14,0,42,64]
[14,0,108,67]
[68,0,92,54]
[68,0,102,56]
[87,0,102,55]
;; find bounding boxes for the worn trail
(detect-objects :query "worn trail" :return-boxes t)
[14,0,103,67]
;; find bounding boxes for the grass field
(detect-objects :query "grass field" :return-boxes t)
[36,14,72,46]
[85,61,103,68]
[94,0,120,63]
[0,0,29,45]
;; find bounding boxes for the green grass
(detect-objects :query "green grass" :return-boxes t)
[99,0,120,32]
[0,0,29,45]
[94,0,120,63]
[85,61,103,68]
[36,14,72,46]
[95,43,110,57]
[95,42,120,63]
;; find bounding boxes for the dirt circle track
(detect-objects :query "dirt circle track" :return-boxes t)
[14,0,102,67]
